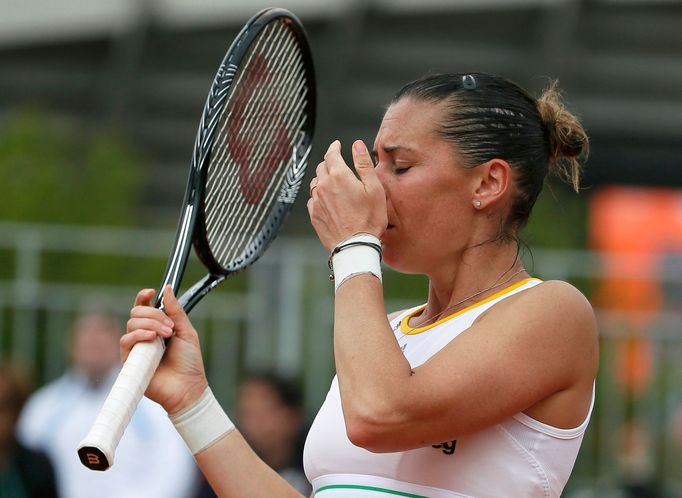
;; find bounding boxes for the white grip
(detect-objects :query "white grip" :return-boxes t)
[77,337,165,470]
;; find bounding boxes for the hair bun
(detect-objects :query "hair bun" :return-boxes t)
[536,80,589,191]
[553,123,588,158]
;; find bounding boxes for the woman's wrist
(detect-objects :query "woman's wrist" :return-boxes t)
[165,378,210,416]
[169,386,235,455]
[328,233,383,292]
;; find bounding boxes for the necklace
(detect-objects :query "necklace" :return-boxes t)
[403,266,527,331]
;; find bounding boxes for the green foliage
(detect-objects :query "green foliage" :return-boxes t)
[382,271,428,306]
[0,108,152,287]
[522,181,590,249]
[0,108,145,225]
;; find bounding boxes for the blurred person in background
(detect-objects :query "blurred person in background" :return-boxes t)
[196,372,311,497]
[16,310,198,498]
[237,372,310,494]
[0,362,58,498]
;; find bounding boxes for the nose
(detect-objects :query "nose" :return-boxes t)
[373,171,390,209]
[374,162,389,192]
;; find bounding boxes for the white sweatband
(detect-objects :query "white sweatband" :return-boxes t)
[169,387,235,455]
[329,233,382,292]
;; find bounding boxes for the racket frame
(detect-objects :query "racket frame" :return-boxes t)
[165,7,316,312]
[76,7,315,470]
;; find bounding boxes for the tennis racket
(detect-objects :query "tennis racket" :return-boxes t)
[77,7,315,471]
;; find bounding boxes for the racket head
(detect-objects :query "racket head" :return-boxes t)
[77,9,315,473]
[191,8,316,276]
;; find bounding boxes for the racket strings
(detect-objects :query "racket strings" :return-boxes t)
[204,19,310,268]
[204,30,286,243]
[217,89,307,265]
[208,25,302,257]
[216,27,299,203]
[209,22,296,175]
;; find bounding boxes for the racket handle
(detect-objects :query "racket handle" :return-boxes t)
[77,337,165,470]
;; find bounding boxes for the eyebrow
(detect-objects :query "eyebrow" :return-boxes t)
[370,145,415,161]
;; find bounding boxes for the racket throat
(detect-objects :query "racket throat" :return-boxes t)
[179,273,227,312]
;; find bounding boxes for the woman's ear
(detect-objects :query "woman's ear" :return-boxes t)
[471,158,512,209]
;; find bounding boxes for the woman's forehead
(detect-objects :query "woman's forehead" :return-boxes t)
[374,98,446,150]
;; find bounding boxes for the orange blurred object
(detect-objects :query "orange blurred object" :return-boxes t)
[590,186,682,393]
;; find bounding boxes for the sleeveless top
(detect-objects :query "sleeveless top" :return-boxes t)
[303,278,594,498]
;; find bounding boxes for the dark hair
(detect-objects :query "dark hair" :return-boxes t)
[241,371,303,409]
[0,362,32,416]
[392,72,589,236]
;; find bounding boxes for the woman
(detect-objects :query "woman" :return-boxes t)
[123,72,598,497]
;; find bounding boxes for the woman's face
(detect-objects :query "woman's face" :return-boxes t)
[373,97,478,274]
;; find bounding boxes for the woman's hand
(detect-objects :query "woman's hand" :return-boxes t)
[307,140,387,251]
[121,285,209,415]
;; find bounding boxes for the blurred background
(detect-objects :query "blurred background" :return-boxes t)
[1,0,681,496]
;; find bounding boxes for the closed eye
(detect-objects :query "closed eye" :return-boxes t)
[370,150,379,167]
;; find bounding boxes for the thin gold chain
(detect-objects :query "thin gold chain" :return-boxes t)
[402,266,527,330]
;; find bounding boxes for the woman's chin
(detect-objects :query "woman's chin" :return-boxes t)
[382,253,418,275]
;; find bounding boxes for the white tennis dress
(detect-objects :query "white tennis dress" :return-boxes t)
[303,278,594,498]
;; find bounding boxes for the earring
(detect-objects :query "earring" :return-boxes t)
[473,199,482,208]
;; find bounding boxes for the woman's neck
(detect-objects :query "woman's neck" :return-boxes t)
[417,238,527,326]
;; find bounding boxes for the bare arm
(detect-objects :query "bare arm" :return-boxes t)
[122,287,305,498]
[334,278,598,452]
[195,431,304,498]
[332,275,414,447]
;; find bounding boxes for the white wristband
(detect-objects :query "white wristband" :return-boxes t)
[330,233,382,292]
[169,387,235,455]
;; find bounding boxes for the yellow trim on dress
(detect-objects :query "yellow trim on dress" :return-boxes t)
[400,277,542,335]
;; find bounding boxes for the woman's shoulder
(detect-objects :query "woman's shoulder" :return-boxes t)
[491,278,589,308]
[492,278,597,342]
[527,279,594,314]
[474,279,596,342]
[475,279,598,388]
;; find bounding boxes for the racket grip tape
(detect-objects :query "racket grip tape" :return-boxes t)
[77,337,165,470]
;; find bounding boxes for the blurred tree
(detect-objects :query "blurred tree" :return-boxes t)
[0,108,157,285]
[521,181,594,298]
[522,181,590,249]
[0,108,145,225]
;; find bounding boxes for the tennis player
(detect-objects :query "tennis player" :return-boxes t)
[123,72,597,497]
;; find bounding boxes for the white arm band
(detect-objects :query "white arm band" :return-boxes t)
[169,387,235,455]
[329,233,382,292]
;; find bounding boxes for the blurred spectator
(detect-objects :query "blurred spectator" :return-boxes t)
[196,371,311,497]
[16,310,198,498]
[0,362,58,497]
[237,372,310,494]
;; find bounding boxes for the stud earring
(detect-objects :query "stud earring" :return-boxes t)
[473,199,482,208]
